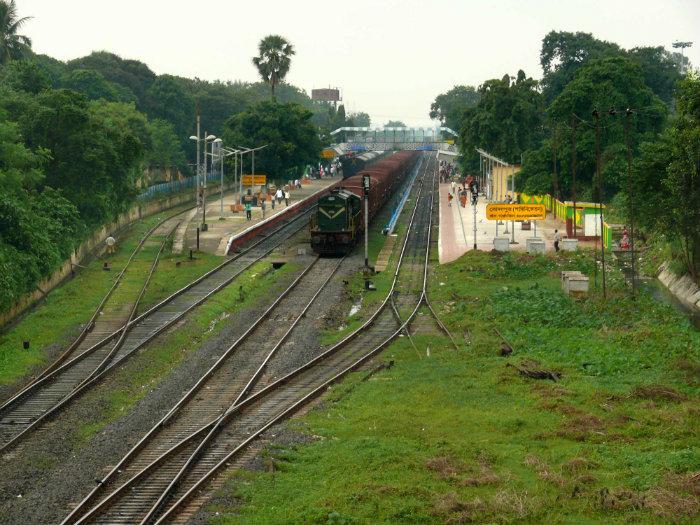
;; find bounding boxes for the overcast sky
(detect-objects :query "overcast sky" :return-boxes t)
[19,0,700,127]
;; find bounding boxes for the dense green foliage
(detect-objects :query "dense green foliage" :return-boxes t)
[431,30,696,275]
[429,85,480,130]
[223,100,321,180]
[0,6,368,312]
[459,71,545,168]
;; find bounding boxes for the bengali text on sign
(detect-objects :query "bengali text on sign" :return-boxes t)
[485,204,546,221]
[242,175,267,185]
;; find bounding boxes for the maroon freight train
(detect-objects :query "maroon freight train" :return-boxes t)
[310,151,419,255]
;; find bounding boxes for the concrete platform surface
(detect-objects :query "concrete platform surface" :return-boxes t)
[438,183,569,264]
[179,178,339,256]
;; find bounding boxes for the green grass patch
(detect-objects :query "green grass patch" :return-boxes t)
[211,251,700,524]
[72,260,298,444]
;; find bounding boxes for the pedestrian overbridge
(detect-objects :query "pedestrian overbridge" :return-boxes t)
[329,126,458,153]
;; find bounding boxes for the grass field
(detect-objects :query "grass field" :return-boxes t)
[209,250,700,524]
[0,212,221,386]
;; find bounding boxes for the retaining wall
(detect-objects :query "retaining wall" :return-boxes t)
[0,184,232,329]
[657,262,700,313]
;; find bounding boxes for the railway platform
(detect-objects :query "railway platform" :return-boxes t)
[176,178,339,256]
[438,182,563,263]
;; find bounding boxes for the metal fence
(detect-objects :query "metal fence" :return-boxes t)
[137,173,219,202]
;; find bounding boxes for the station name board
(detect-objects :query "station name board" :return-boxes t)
[486,204,546,221]
[242,175,267,185]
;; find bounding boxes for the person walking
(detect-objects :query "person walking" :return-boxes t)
[105,235,116,255]
[451,180,456,194]
[275,188,283,206]
[553,229,561,252]
[284,189,290,206]
[245,200,252,221]
[447,192,453,207]
[261,195,267,219]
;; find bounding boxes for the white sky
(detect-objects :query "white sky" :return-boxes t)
[19,0,700,127]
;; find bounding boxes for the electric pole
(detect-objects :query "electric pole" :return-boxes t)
[570,115,578,238]
[593,108,606,299]
[625,108,636,299]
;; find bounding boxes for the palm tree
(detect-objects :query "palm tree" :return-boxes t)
[252,35,295,100]
[0,0,32,64]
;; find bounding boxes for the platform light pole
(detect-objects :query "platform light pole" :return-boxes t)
[189,127,217,230]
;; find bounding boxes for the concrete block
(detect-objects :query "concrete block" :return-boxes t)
[567,276,590,296]
[561,238,578,251]
[493,237,510,252]
[526,237,543,250]
[561,271,583,293]
[527,240,546,254]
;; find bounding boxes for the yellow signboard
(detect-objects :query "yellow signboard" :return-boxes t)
[321,148,336,159]
[486,204,546,221]
[242,175,267,185]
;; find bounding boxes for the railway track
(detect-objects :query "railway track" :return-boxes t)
[0,206,317,453]
[63,152,454,524]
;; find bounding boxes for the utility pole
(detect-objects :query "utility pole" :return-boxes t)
[510,160,517,244]
[625,108,636,299]
[195,111,201,210]
[552,123,560,200]
[570,115,578,237]
[593,108,606,299]
[202,131,209,231]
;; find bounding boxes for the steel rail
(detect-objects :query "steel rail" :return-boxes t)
[68,154,434,525]
[153,154,440,523]
[62,256,344,524]
[0,210,314,453]
[0,211,185,414]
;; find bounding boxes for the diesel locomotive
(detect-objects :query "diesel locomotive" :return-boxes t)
[310,151,419,255]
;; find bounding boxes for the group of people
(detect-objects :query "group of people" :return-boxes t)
[447,175,480,208]
[244,186,292,221]
[309,162,340,179]
[439,160,458,183]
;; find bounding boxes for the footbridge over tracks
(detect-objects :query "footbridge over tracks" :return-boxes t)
[329,126,459,154]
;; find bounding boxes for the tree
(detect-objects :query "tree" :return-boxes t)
[0,0,31,64]
[0,59,50,94]
[634,75,700,277]
[348,112,370,127]
[429,85,480,130]
[627,46,683,107]
[459,71,544,170]
[146,119,186,170]
[67,51,153,108]
[224,100,320,181]
[143,74,195,148]
[543,56,666,199]
[252,35,295,99]
[384,120,406,127]
[61,69,134,102]
[540,31,622,102]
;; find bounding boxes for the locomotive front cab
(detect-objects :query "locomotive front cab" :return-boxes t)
[311,190,362,255]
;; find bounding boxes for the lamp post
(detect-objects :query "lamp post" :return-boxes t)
[189,128,217,231]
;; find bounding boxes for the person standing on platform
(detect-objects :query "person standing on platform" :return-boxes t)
[276,187,283,206]
[261,195,266,219]
[451,180,456,194]
[554,229,561,252]
[447,192,453,207]
[284,189,290,206]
